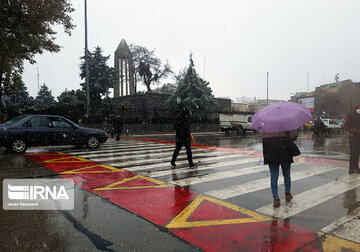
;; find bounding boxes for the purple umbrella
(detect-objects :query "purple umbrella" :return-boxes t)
[251,102,312,133]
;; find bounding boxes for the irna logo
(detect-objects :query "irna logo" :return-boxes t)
[8,184,69,200]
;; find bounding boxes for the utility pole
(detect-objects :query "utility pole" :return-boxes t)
[84,0,90,117]
[307,72,309,92]
[37,67,40,91]
[203,56,206,79]
[266,72,269,105]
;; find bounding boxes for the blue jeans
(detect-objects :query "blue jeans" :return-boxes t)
[268,163,291,199]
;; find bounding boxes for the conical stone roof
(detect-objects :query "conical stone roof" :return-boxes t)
[115,39,132,57]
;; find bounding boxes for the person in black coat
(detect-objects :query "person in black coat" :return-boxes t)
[262,131,299,208]
[343,104,360,174]
[112,114,124,141]
[170,108,198,168]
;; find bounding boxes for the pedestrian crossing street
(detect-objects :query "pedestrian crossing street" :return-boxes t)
[66,139,360,243]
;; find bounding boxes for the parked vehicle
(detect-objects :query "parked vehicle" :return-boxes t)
[313,118,342,134]
[219,113,254,134]
[322,119,342,133]
[0,115,108,153]
[303,120,314,130]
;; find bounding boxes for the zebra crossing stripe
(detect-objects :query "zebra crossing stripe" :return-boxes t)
[76,146,176,158]
[147,157,260,178]
[87,149,223,165]
[173,164,272,186]
[83,148,206,162]
[67,145,172,156]
[205,165,340,199]
[256,174,360,219]
[67,143,167,155]
[121,153,245,172]
[320,206,360,244]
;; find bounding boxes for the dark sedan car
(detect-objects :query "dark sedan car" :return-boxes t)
[0,115,108,153]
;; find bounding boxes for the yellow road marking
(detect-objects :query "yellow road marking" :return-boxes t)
[318,232,360,251]
[166,195,275,229]
[60,164,124,174]
[93,175,174,191]
[25,151,67,156]
[43,155,90,163]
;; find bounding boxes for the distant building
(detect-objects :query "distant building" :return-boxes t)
[247,99,285,112]
[290,79,360,117]
[231,103,250,112]
[113,92,231,123]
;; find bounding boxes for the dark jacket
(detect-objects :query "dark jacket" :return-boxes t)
[262,136,296,165]
[112,116,124,133]
[174,115,191,141]
[343,105,360,135]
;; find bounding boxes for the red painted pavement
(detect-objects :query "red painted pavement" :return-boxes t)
[24,149,351,251]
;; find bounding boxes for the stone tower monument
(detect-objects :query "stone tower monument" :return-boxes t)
[114,39,136,97]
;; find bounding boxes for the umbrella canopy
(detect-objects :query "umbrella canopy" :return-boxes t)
[251,102,312,133]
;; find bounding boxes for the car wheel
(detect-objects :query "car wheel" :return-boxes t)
[11,139,27,153]
[87,136,100,149]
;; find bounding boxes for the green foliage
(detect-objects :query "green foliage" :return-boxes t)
[130,44,172,91]
[0,0,74,111]
[153,83,177,94]
[2,82,33,117]
[57,89,85,107]
[168,55,216,119]
[33,84,55,111]
[80,46,115,113]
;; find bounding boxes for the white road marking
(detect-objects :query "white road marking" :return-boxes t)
[205,166,340,199]
[147,157,260,177]
[173,164,271,186]
[256,174,360,219]
[321,206,360,234]
[68,143,170,155]
[85,148,206,162]
[112,153,245,171]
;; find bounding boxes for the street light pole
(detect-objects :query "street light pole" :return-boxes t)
[266,72,269,105]
[84,0,90,117]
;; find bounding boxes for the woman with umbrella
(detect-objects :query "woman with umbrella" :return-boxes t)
[252,102,311,208]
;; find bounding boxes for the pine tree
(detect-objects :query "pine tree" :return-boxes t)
[168,55,216,118]
[80,46,115,113]
[34,84,55,111]
[2,82,33,117]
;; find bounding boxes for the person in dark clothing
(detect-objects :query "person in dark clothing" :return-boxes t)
[343,104,360,174]
[314,116,326,134]
[171,108,198,169]
[112,114,124,141]
[262,131,298,208]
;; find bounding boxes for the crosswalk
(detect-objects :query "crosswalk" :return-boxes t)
[66,139,360,243]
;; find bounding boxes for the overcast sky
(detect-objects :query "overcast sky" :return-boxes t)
[22,0,360,101]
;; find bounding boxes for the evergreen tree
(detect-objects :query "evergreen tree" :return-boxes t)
[34,84,55,111]
[0,0,74,112]
[153,83,177,94]
[80,46,115,113]
[168,55,216,118]
[57,89,85,107]
[2,82,33,117]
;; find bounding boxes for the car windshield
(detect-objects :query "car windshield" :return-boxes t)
[4,115,27,125]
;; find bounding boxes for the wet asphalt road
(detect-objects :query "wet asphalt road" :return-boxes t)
[0,152,198,251]
[0,130,355,251]
[145,130,351,161]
